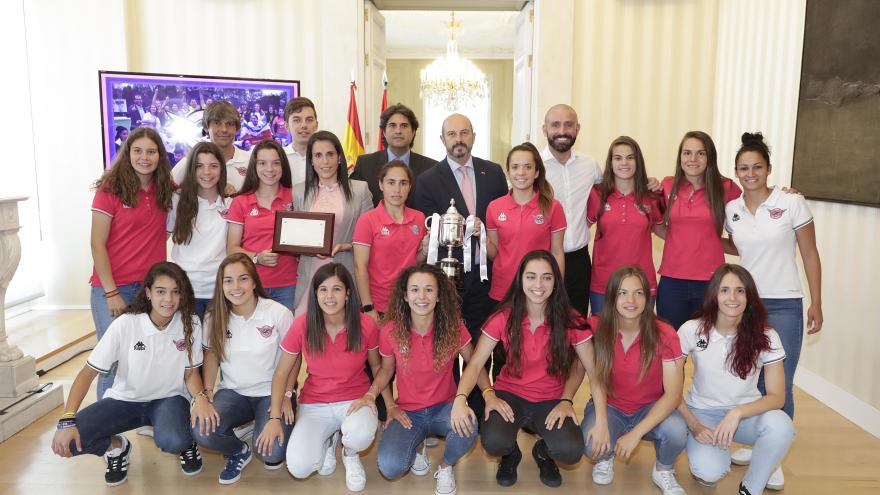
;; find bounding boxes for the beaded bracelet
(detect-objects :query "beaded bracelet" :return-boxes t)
[56,419,77,430]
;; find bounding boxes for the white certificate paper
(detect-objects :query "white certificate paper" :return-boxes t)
[279,217,326,247]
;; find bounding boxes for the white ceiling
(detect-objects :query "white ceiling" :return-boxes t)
[382,10,519,59]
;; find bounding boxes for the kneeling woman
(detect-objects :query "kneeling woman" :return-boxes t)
[257,263,385,492]
[51,262,214,486]
[581,266,688,495]
[193,253,295,484]
[366,264,489,495]
[678,264,794,494]
[452,250,589,488]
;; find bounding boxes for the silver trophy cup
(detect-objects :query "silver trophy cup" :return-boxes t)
[425,199,466,287]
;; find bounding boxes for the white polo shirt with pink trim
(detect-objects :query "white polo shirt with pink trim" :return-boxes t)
[167,193,233,298]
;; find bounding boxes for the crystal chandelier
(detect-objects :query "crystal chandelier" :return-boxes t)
[419,12,488,111]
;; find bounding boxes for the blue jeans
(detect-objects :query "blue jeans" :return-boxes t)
[657,276,710,331]
[90,283,142,399]
[194,298,211,320]
[686,407,795,493]
[590,292,654,315]
[581,400,687,468]
[69,396,192,456]
[377,402,477,479]
[759,298,803,418]
[265,285,296,313]
[192,389,294,464]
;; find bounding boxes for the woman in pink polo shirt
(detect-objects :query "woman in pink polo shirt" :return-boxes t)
[226,140,297,312]
[452,250,591,489]
[581,265,688,494]
[353,160,427,321]
[365,263,489,495]
[655,131,741,330]
[486,142,566,304]
[257,263,384,492]
[587,136,663,314]
[90,127,173,399]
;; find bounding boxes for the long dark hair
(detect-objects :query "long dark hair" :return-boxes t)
[492,250,579,378]
[126,262,197,365]
[505,142,554,216]
[172,141,228,244]
[237,140,292,195]
[207,253,271,361]
[595,136,657,240]
[382,264,462,371]
[593,266,666,394]
[305,263,363,354]
[304,131,353,201]
[94,127,173,210]
[663,131,726,236]
[693,264,771,379]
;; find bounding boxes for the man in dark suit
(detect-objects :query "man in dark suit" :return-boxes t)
[415,113,508,421]
[350,103,436,207]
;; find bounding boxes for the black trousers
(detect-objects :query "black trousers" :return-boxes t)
[564,245,592,317]
[481,389,584,465]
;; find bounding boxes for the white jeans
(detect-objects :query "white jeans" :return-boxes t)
[286,400,378,478]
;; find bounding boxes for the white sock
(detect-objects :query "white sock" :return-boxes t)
[343,447,357,457]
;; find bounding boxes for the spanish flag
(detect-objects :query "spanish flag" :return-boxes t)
[377,74,388,151]
[342,81,365,171]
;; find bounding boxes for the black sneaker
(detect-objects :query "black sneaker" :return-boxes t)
[532,439,562,487]
[496,443,522,487]
[180,442,203,475]
[739,482,753,495]
[104,435,132,486]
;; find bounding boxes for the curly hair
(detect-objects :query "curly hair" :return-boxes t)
[94,127,173,211]
[381,263,462,371]
[126,262,198,365]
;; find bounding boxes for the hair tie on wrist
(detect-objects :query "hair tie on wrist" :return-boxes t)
[559,398,574,405]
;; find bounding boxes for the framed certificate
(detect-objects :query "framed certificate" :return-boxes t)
[272,211,335,256]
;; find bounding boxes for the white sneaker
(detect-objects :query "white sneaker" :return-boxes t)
[135,426,154,437]
[766,466,785,491]
[410,442,430,476]
[318,431,340,476]
[731,447,752,466]
[652,466,686,495]
[424,435,440,447]
[434,465,457,495]
[592,457,614,485]
[234,422,255,441]
[342,452,367,492]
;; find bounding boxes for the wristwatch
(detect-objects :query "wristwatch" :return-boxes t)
[284,389,294,398]
[361,304,374,313]
[252,253,259,265]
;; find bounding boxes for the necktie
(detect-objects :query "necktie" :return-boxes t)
[458,165,476,216]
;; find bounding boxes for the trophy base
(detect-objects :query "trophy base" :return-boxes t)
[438,258,464,289]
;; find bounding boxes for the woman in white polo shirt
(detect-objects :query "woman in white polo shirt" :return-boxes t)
[678,264,795,494]
[51,262,215,487]
[168,141,233,318]
[193,253,295,484]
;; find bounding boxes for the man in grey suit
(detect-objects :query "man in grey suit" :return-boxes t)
[350,103,437,207]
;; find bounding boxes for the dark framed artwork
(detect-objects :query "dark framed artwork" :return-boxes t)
[792,0,880,207]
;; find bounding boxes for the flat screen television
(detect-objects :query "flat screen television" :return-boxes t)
[99,71,300,169]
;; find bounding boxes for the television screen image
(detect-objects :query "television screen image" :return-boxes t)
[99,71,300,169]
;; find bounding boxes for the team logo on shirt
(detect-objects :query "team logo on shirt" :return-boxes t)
[696,338,709,350]
[533,214,545,225]
[133,341,146,351]
[604,203,612,211]
[249,208,259,216]
[732,213,741,222]
[286,202,295,211]
[256,325,275,338]
[173,339,187,351]
[380,226,390,237]
[236,166,247,176]
[410,225,421,235]
[768,208,786,219]
[498,212,507,222]
[217,208,229,219]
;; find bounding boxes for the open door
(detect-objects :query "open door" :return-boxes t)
[511,1,534,144]
[364,1,386,152]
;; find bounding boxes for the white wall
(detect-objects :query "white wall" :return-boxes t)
[713,0,880,436]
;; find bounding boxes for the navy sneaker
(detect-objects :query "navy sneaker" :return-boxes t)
[104,435,132,486]
[219,443,253,484]
[180,442,203,476]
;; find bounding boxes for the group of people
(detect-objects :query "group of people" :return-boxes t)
[53,97,822,495]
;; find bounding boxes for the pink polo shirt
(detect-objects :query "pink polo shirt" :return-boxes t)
[90,181,167,287]
[588,315,683,414]
[482,309,592,403]
[486,192,566,300]
[378,320,471,411]
[352,202,426,312]
[226,187,298,288]
[280,313,379,404]
[587,188,663,294]
[658,177,741,281]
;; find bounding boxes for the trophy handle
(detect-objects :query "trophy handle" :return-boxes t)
[425,216,433,229]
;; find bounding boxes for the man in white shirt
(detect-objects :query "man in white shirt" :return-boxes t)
[171,100,251,192]
[282,97,319,186]
[541,104,602,317]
